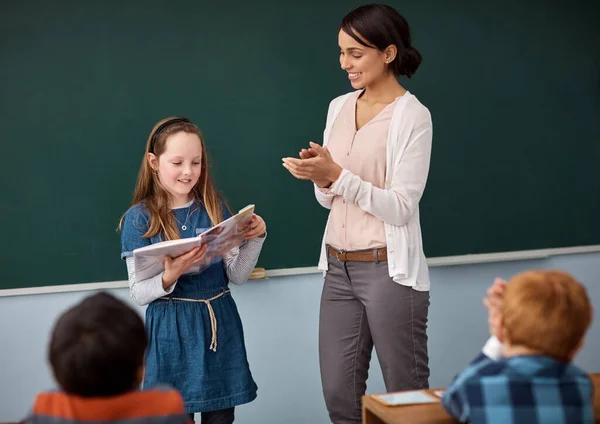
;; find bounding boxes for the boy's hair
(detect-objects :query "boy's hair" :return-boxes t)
[502,270,593,362]
[49,292,147,397]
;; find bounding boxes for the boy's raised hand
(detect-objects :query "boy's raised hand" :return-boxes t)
[484,278,507,339]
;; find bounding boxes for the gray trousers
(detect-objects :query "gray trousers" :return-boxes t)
[319,253,430,424]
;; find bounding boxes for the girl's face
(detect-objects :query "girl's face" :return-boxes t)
[148,131,203,207]
[338,29,388,89]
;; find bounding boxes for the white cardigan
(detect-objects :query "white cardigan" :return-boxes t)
[315,90,432,291]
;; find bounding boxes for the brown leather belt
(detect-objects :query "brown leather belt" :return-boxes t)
[327,246,387,262]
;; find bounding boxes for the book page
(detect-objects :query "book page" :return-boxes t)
[199,205,254,264]
[132,205,255,282]
[373,390,438,406]
[133,238,204,281]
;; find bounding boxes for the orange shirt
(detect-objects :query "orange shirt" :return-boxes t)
[23,386,190,424]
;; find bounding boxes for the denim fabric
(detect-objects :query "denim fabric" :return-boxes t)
[121,202,257,413]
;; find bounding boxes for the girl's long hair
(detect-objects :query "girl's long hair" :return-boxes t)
[119,117,226,240]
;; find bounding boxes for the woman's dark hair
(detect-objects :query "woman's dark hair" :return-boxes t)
[49,292,148,397]
[341,4,422,78]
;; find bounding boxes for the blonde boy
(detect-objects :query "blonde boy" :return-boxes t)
[442,270,594,424]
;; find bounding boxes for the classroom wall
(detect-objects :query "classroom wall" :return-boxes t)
[0,252,598,423]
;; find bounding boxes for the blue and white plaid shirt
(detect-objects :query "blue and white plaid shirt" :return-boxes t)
[442,338,594,424]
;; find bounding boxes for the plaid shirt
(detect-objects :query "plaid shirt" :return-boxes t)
[442,351,594,424]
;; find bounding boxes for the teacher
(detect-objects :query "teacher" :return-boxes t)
[283,4,432,424]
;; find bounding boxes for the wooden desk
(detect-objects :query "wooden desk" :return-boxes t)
[593,373,600,422]
[362,389,455,424]
[363,374,600,424]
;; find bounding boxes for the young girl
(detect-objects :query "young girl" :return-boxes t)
[120,116,266,424]
[283,4,432,424]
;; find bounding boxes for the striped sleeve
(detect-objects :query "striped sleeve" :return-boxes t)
[223,235,266,284]
[126,257,177,306]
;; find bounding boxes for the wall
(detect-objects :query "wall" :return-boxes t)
[0,252,598,422]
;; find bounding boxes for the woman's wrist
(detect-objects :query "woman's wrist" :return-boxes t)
[315,180,332,188]
[328,164,343,184]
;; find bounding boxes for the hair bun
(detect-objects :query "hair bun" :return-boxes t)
[399,46,422,78]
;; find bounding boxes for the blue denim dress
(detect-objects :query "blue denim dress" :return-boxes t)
[121,201,257,413]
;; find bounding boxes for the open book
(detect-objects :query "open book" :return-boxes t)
[371,390,440,406]
[132,205,255,282]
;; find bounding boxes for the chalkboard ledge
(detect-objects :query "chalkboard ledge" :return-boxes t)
[1,245,599,298]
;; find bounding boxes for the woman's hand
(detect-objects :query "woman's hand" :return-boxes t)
[162,244,208,289]
[299,145,318,160]
[244,214,266,240]
[298,144,331,188]
[283,142,342,188]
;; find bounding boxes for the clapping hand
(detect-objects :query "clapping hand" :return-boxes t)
[283,142,342,188]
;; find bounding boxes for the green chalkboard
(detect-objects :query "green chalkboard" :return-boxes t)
[1,1,599,290]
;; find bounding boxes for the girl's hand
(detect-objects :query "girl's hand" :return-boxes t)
[162,244,208,288]
[283,142,342,188]
[245,214,266,240]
